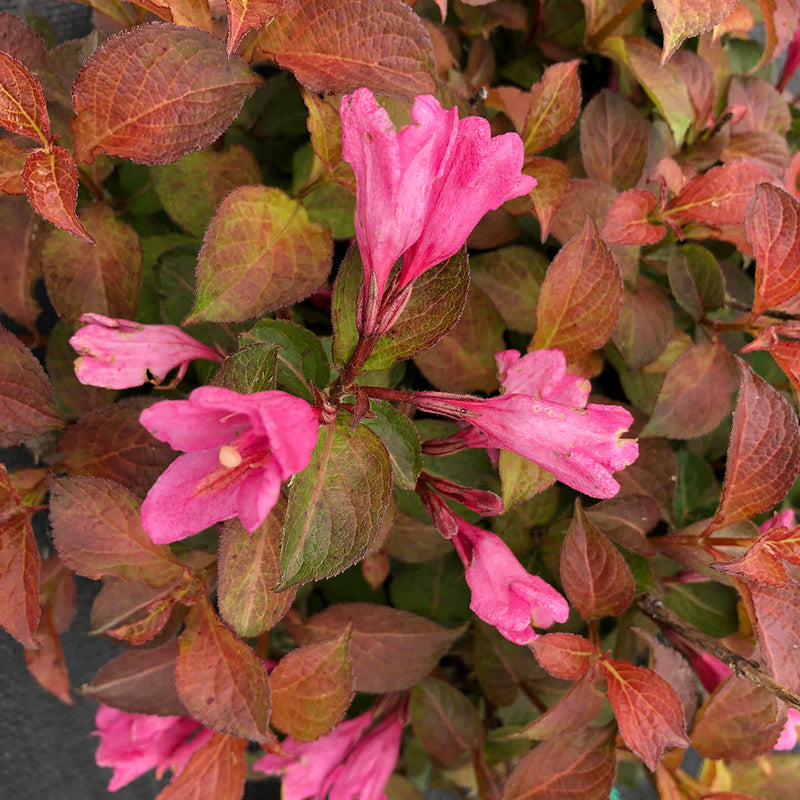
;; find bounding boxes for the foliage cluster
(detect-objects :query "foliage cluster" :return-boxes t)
[4,0,800,798]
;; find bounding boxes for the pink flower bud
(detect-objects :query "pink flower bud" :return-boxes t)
[70,313,223,390]
[453,517,569,645]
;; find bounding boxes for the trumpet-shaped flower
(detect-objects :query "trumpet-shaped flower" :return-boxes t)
[93,705,212,792]
[340,88,535,329]
[139,387,319,543]
[70,313,222,389]
[253,708,403,800]
[452,517,569,644]
[414,349,638,499]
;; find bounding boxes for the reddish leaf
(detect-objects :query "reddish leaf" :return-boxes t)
[156,733,247,800]
[550,179,617,244]
[59,397,176,498]
[644,339,738,439]
[601,658,689,771]
[653,0,738,63]
[186,186,332,324]
[616,435,677,526]
[560,499,635,619]
[226,0,286,55]
[711,361,800,530]
[82,639,189,716]
[0,50,49,145]
[150,145,261,238]
[473,621,541,707]
[90,577,190,645]
[0,136,28,194]
[0,501,39,647]
[284,604,464,693]
[531,216,622,362]
[602,189,665,246]
[410,676,484,764]
[584,495,660,558]
[518,671,606,740]
[218,510,297,639]
[254,0,435,100]
[40,203,141,324]
[744,564,800,693]
[530,633,598,680]
[521,60,582,156]
[524,156,569,241]
[24,604,72,705]
[748,184,800,315]
[665,160,779,226]
[22,146,92,243]
[501,724,616,800]
[0,325,65,447]
[49,476,184,586]
[718,546,789,587]
[722,131,790,176]
[612,277,674,369]
[729,76,791,136]
[71,23,262,165]
[580,89,650,190]
[691,677,783,759]
[177,595,271,740]
[0,196,42,331]
[270,626,353,742]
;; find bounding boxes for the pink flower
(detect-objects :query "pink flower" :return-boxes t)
[452,517,569,645]
[70,313,223,389]
[340,88,535,331]
[93,704,212,792]
[775,708,800,751]
[414,349,638,499]
[139,387,319,543]
[760,509,797,533]
[253,708,403,800]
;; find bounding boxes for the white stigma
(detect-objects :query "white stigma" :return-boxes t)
[218,445,243,468]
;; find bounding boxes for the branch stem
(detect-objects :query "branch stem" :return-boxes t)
[638,593,800,711]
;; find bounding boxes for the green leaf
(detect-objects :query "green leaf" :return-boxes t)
[279,416,393,588]
[498,450,556,512]
[151,145,262,238]
[664,581,739,638]
[413,285,505,393]
[214,345,278,395]
[241,319,330,401]
[389,553,471,626]
[187,186,333,324]
[470,245,547,335]
[362,401,421,490]
[331,244,469,370]
[667,244,725,321]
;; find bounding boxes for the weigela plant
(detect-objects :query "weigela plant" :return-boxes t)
[5,1,800,798]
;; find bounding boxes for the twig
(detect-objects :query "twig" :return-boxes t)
[638,592,800,711]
